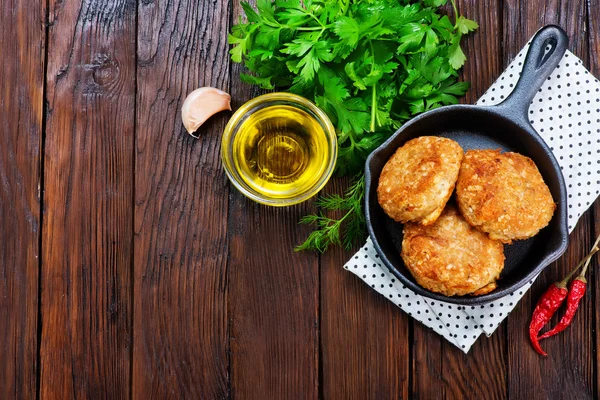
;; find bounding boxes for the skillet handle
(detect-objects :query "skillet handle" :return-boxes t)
[496,25,568,121]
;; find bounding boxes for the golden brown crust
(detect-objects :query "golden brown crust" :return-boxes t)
[401,204,505,297]
[455,149,556,243]
[377,136,463,225]
[471,282,497,296]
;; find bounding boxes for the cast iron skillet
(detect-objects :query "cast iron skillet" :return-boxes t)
[364,25,570,305]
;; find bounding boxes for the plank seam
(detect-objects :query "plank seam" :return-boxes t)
[130,0,139,399]
[497,0,509,398]
[584,2,596,398]
[317,241,323,400]
[36,1,51,398]
[408,318,413,399]
[226,1,234,397]
[586,3,598,399]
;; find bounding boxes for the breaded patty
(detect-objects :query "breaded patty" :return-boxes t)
[456,149,555,243]
[401,204,505,297]
[378,136,463,225]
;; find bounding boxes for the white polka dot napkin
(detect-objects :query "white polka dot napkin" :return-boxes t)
[345,42,600,353]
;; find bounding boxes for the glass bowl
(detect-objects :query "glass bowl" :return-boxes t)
[221,92,337,206]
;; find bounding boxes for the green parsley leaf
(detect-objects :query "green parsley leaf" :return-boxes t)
[456,16,479,34]
[228,36,247,63]
[423,0,448,6]
[397,23,426,54]
[448,40,467,69]
[241,2,260,23]
[441,80,470,95]
[256,0,276,23]
[283,37,313,57]
[345,62,367,90]
[334,16,361,49]
[240,73,273,89]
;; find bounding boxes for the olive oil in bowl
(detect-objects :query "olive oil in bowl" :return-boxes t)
[222,93,337,206]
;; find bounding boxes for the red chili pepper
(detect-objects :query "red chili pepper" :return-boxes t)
[537,240,599,341]
[538,277,586,340]
[529,282,569,356]
[529,238,600,356]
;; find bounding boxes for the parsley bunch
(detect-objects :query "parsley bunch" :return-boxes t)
[230,0,477,252]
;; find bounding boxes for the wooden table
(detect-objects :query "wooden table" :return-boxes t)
[2,0,599,398]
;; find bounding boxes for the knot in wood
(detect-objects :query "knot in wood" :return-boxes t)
[91,54,119,87]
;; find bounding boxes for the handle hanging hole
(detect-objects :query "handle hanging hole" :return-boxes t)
[539,38,557,68]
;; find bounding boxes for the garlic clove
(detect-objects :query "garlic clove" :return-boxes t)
[181,87,232,136]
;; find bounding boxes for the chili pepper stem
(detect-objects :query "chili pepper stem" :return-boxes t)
[578,233,600,278]
[558,246,599,287]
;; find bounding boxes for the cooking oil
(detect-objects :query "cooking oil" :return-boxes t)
[232,105,330,198]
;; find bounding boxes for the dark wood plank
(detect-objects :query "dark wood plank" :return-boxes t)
[412,323,442,399]
[0,2,45,399]
[39,1,136,398]
[442,333,507,400]
[587,1,600,398]
[457,0,504,104]
[412,1,507,399]
[502,0,589,62]
[320,179,409,400]
[413,317,507,400]
[227,201,319,399]
[227,3,319,395]
[40,1,135,397]
[132,0,230,397]
[504,3,594,399]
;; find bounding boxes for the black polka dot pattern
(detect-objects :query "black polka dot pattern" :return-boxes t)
[344,44,600,354]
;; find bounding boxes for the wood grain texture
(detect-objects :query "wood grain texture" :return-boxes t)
[320,179,409,400]
[503,2,595,399]
[503,0,589,62]
[227,3,319,394]
[0,2,45,399]
[412,305,507,400]
[412,1,507,399]
[412,323,442,399]
[587,1,600,397]
[40,0,135,397]
[132,0,230,397]
[456,0,504,103]
[442,333,507,400]
[227,200,319,399]
[2,0,600,398]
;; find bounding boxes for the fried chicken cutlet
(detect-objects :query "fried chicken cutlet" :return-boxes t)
[378,136,463,225]
[401,204,505,296]
[456,149,555,243]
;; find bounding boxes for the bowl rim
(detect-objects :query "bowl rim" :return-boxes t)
[221,92,338,207]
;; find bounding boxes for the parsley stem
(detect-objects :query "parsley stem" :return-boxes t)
[371,84,377,132]
[450,0,459,28]
[294,26,326,31]
[260,18,325,32]
[348,131,357,147]
[303,9,327,29]
[313,27,327,42]
[369,41,377,132]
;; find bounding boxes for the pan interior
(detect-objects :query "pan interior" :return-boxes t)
[367,106,566,304]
